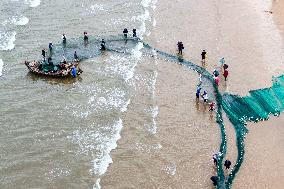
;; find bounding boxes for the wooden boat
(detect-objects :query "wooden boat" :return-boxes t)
[24,61,82,77]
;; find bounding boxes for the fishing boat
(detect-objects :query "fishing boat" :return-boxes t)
[24,60,82,77]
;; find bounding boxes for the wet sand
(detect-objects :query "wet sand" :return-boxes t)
[102,0,284,188]
[232,1,284,188]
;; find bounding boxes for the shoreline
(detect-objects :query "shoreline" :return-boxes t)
[101,0,284,188]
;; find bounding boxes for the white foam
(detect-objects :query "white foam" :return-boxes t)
[25,0,41,8]
[141,0,152,8]
[91,118,123,176]
[0,59,3,76]
[93,178,101,189]
[90,4,105,12]
[145,105,158,134]
[164,163,176,176]
[11,16,29,26]
[0,31,16,50]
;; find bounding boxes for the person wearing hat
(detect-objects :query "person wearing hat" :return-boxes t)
[177,41,184,55]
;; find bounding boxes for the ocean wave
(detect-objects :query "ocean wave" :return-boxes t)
[0,59,3,76]
[2,15,29,26]
[0,31,16,50]
[11,15,29,26]
[25,0,41,8]
[90,119,123,176]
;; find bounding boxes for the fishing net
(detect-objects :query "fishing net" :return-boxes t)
[33,35,228,188]
[32,34,284,189]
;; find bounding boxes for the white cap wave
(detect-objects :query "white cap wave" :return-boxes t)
[0,59,3,76]
[25,0,41,8]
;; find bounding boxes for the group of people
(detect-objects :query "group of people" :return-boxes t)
[211,153,232,186]
[123,28,137,38]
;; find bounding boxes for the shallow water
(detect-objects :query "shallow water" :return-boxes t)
[0,0,220,188]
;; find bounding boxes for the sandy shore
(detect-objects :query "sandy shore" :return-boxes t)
[100,0,284,188]
[147,0,284,187]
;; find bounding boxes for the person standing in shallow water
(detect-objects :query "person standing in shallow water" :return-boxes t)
[123,28,128,38]
[42,49,46,61]
[133,28,137,37]
[83,32,88,41]
[224,159,231,169]
[177,42,184,55]
[223,68,229,81]
[100,39,106,50]
[62,34,67,44]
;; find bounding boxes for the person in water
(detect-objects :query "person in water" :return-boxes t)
[209,102,215,111]
[100,39,106,50]
[83,32,88,41]
[196,86,202,100]
[224,159,231,169]
[177,42,184,55]
[133,28,137,37]
[47,57,53,65]
[123,28,128,38]
[62,34,67,44]
[201,91,208,103]
[71,66,77,77]
[212,153,218,166]
[223,69,229,81]
[201,50,206,63]
[42,49,46,61]
[210,176,218,186]
[48,42,53,51]
[74,51,79,61]
[214,76,220,86]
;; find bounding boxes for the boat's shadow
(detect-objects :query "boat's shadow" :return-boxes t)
[26,72,82,84]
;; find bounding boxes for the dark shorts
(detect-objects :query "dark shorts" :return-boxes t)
[196,93,199,98]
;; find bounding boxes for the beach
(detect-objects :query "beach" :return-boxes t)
[0,0,284,188]
[103,0,284,188]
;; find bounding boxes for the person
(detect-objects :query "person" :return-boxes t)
[223,69,229,81]
[71,66,77,77]
[212,153,218,166]
[62,56,67,64]
[224,160,231,169]
[213,69,219,77]
[133,28,137,37]
[62,34,67,44]
[214,76,220,86]
[201,50,206,63]
[210,176,219,186]
[177,42,184,55]
[201,91,208,103]
[48,42,53,51]
[209,102,215,111]
[100,39,106,50]
[83,32,88,41]
[47,57,53,65]
[123,28,128,38]
[74,51,79,61]
[219,57,225,66]
[196,86,202,100]
[198,74,202,85]
[42,49,46,60]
